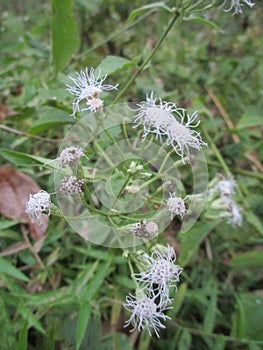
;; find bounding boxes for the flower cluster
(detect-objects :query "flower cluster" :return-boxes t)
[123,292,171,337]
[166,192,186,220]
[124,245,183,337]
[66,67,118,117]
[133,92,207,162]
[208,174,243,227]
[25,146,86,222]
[25,190,51,224]
[58,176,85,195]
[223,0,255,15]
[131,220,159,238]
[58,146,85,167]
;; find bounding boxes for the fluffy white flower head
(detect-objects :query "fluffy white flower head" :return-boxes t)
[25,190,51,223]
[132,219,158,238]
[166,109,207,162]
[133,93,207,162]
[66,67,118,117]
[223,197,243,227]
[167,192,186,219]
[58,176,84,195]
[135,245,183,300]
[123,293,171,337]
[59,146,85,167]
[223,0,255,15]
[133,92,177,141]
[218,178,236,197]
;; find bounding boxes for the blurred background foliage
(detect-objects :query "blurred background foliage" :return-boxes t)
[0,0,263,349]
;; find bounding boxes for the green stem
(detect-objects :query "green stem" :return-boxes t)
[201,126,248,205]
[127,259,139,288]
[93,140,115,167]
[110,175,132,209]
[112,11,180,105]
[201,125,231,176]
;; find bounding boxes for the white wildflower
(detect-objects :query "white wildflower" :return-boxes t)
[135,245,183,300]
[218,178,236,197]
[123,293,171,337]
[145,221,159,236]
[133,93,207,162]
[133,92,177,141]
[66,67,118,117]
[166,193,186,219]
[59,146,85,167]
[25,190,51,223]
[223,197,243,227]
[131,219,158,238]
[166,109,207,161]
[209,175,237,198]
[223,0,255,15]
[58,176,84,195]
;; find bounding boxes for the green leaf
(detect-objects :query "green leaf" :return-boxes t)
[127,2,172,23]
[106,171,127,198]
[17,320,28,350]
[203,284,217,333]
[231,293,263,341]
[231,250,263,270]
[178,220,220,266]
[244,211,263,236]
[86,260,113,301]
[18,303,45,334]
[213,336,226,350]
[51,0,80,71]
[114,275,136,290]
[76,301,91,350]
[0,220,20,230]
[178,330,192,350]
[102,332,134,350]
[184,16,223,32]
[0,148,49,167]
[168,283,187,318]
[237,108,263,129]
[28,106,74,134]
[0,297,17,349]
[0,257,29,282]
[97,55,133,76]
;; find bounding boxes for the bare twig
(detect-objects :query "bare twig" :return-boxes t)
[0,124,64,143]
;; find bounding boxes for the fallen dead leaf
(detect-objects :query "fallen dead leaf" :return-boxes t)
[0,241,29,257]
[0,103,19,121]
[0,166,48,240]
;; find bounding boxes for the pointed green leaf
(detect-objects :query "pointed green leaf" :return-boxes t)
[178,220,220,266]
[0,148,49,167]
[203,284,218,333]
[127,2,172,23]
[97,55,132,76]
[0,257,29,282]
[76,301,91,350]
[28,106,74,134]
[184,16,223,32]
[51,0,80,71]
[17,320,28,350]
[18,303,45,334]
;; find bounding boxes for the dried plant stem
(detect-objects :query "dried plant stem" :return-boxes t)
[0,124,64,143]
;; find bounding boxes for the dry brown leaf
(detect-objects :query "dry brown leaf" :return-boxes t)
[0,103,19,121]
[0,241,29,257]
[0,166,48,240]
